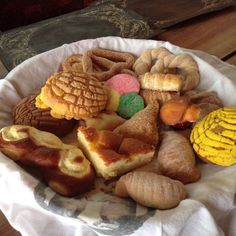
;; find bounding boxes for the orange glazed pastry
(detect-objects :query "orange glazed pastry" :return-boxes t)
[160,97,200,128]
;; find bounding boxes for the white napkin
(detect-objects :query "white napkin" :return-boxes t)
[0,37,236,236]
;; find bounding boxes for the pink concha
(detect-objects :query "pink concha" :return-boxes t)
[104,74,140,94]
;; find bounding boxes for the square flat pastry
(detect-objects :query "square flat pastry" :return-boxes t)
[77,127,155,179]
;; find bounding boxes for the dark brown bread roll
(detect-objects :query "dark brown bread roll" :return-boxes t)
[13,95,76,137]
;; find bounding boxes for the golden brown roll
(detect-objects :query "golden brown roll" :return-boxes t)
[35,71,108,120]
[139,72,183,92]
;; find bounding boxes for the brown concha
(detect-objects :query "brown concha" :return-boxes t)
[13,95,76,137]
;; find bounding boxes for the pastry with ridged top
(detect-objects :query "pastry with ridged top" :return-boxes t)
[190,107,236,166]
[13,95,76,137]
[35,71,108,120]
[115,171,186,209]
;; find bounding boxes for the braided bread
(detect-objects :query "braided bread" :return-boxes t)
[0,125,95,197]
[160,54,200,91]
[133,47,173,76]
[133,47,200,92]
[62,54,84,73]
[62,54,102,73]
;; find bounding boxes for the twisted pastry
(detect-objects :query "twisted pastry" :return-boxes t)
[0,125,95,197]
[62,54,84,73]
[133,47,200,92]
[82,48,135,81]
[133,47,173,75]
[159,54,200,91]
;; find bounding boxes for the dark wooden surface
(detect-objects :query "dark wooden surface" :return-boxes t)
[0,5,236,236]
[156,5,236,62]
[0,212,21,236]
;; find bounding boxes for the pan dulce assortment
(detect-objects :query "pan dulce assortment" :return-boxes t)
[1,47,235,209]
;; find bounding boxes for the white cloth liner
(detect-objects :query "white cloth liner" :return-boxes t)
[0,37,235,236]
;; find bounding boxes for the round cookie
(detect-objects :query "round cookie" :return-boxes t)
[190,107,236,166]
[13,95,76,137]
[104,74,140,94]
[117,92,144,119]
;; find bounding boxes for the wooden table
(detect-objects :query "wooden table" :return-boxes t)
[156,5,236,66]
[0,4,236,236]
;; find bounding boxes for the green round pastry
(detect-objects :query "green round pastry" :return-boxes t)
[117,92,144,119]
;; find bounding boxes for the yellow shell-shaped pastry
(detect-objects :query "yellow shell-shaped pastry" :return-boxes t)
[190,107,236,166]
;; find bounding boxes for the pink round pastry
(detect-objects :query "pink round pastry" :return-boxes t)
[104,74,140,94]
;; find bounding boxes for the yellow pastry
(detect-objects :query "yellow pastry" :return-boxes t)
[104,86,120,112]
[190,107,236,166]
